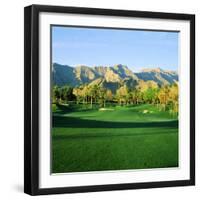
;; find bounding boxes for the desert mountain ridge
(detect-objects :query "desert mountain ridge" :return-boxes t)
[52,63,178,92]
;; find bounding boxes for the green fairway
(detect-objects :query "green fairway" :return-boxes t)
[52,104,178,173]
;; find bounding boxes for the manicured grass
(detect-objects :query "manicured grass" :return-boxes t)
[52,104,178,173]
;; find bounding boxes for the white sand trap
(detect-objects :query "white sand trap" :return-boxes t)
[143,109,149,113]
[99,108,114,111]
[143,110,153,114]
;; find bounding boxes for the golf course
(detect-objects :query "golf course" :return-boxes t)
[52,103,178,173]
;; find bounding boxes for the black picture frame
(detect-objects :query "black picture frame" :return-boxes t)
[24,4,195,196]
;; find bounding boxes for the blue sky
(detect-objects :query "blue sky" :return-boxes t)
[52,26,179,72]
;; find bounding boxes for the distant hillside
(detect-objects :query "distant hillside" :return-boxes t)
[52,63,79,86]
[135,67,178,85]
[52,63,178,92]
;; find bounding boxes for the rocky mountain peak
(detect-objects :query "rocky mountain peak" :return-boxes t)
[52,63,178,90]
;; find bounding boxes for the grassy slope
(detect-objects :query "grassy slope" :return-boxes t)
[52,104,178,173]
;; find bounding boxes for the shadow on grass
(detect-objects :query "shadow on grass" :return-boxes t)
[53,115,178,129]
[53,129,178,141]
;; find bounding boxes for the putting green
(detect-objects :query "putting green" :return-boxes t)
[52,104,178,173]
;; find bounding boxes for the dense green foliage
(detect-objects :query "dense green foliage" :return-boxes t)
[52,82,178,114]
[52,104,178,173]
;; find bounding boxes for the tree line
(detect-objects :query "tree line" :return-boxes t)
[52,80,178,114]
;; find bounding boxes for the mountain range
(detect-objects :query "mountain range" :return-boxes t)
[52,63,178,92]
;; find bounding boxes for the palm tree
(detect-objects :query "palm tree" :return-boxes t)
[88,84,99,108]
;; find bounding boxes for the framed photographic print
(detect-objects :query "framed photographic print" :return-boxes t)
[24,4,195,195]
